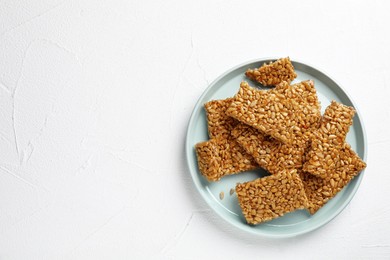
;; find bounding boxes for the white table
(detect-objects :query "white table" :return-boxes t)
[1,0,389,259]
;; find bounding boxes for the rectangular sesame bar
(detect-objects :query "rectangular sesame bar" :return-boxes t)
[236,169,308,224]
[300,143,366,214]
[195,98,258,181]
[226,81,321,145]
[195,137,258,181]
[204,98,237,139]
[245,57,297,86]
[303,101,355,178]
[231,123,307,175]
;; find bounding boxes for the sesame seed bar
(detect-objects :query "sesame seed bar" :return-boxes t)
[195,138,258,181]
[231,123,307,175]
[300,143,366,214]
[226,81,321,145]
[245,57,297,86]
[303,101,355,178]
[236,169,308,225]
[195,98,258,181]
[204,98,237,139]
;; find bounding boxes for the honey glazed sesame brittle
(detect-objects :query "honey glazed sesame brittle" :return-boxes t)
[195,137,258,182]
[245,57,297,86]
[193,57,367,222]
[226,81,321,145]
[236,169,308,225]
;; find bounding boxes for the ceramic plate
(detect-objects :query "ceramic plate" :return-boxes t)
[185,58,367,238]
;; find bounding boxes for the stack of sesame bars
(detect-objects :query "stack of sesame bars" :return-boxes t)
[195,57,366,224]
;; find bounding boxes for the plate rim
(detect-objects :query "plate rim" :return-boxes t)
[185,57,367,238]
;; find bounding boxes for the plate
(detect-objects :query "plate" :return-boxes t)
[185,58,367,238]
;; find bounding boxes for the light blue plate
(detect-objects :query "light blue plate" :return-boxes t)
[185,58,367,238]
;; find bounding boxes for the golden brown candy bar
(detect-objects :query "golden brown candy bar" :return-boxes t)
[300,143,366,214]
[303,101,355,178]
[236,169,308,225]
[245,57,297,86]
[226,81,321,145]
[195,138,257,181]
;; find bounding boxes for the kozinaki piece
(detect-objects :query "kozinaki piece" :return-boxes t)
[245,57,297,86]
[226,81,321,145]
[236,169,308,224]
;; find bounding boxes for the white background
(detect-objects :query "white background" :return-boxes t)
[1,0,390,259]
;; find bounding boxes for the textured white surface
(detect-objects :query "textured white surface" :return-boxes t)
[1,0,390,259]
